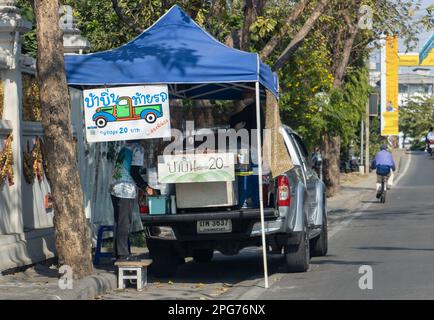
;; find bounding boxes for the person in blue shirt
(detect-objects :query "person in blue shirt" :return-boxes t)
[111,140,154,262]
[371,144,396,198]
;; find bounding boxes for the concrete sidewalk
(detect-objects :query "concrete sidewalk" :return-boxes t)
[0,150,409,300]
[0,262,117,300]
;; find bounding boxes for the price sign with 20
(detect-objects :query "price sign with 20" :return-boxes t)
[158,153,235,183]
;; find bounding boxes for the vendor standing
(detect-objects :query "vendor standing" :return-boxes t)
[111,139,153,262]
[229,89,264,133]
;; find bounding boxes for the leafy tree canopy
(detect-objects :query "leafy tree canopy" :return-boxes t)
[399,97,434,142]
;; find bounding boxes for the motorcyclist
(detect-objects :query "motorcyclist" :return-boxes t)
[371,145,396,198]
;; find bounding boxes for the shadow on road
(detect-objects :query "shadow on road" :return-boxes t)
[96,248,286,287]
[354,246,434,252]
[151,250,285,285]
[312,259,380,266]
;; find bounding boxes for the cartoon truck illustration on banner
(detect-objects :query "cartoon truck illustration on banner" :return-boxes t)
[92,96,163,128]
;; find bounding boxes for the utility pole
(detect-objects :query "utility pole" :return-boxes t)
[365,98,370,174]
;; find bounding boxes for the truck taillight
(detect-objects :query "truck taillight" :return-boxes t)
[278,175,290,207]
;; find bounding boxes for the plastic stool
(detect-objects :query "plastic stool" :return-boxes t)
[115,259,152,291]
[94,225,131,265]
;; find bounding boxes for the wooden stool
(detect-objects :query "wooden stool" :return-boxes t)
[114,259,152,291]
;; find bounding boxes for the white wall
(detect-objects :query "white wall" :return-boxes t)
[21,122,53,230]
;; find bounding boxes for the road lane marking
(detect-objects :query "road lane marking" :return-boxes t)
[394,152,412,186]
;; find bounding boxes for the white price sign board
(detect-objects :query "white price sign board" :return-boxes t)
[158,153,235,183]
[83,85,171,142]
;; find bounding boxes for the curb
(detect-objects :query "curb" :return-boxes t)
[42,271,117,300]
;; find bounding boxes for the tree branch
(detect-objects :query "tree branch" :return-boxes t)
[331,0,364,88]
[209,0,226,17]
[259,0,309,61]
[272,0,330,71]
[110,0,143,34]
[332,24,359,88]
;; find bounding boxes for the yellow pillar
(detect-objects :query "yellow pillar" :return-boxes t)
[382,36,399,136]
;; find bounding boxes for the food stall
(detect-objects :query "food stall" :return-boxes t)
[65,5,291,287]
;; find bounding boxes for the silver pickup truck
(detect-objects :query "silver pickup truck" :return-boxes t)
[142,125,328,277]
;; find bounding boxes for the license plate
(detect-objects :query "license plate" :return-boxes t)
[197,219,232,234]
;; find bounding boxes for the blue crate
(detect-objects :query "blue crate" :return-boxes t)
[148,196,169,215]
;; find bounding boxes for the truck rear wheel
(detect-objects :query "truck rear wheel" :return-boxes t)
[284,223,310,272]
[192,249,214,263]
[148,241,181,278]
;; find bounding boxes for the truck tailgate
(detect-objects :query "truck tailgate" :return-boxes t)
[141,207,278,224]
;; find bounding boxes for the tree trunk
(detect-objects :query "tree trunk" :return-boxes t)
[240,0,266,51]
[34,0,93,279]
[209,0,226,17]
[259,0,309,60]
[193,100,215,128]
[322,134,341,197]
[322,6,361,197]
[272,0,329,71]
[332,24,359,88]
[225,29,241,49]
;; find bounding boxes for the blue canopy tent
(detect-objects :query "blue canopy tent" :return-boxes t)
[65,4,278,288]
[65,5,278,100]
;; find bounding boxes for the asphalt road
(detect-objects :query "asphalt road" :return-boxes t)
[251,151,434,300]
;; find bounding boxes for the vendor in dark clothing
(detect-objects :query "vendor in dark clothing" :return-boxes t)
[110,139,154,262]
[229,89,265,140]
[229,102,265,131]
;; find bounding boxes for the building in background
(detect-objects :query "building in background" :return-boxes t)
[398,68,434,106]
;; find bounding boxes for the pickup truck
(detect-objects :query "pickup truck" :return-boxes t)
[142,125,328,277]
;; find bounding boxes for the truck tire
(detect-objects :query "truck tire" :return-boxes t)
[284,223,310,272]
[310,212,328,257]
[192,249,214,263]
[148,242,180,278]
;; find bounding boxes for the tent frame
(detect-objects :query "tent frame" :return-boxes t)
[254,81,269,289]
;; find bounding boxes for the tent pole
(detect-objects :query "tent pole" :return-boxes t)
[255,81,269,289]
